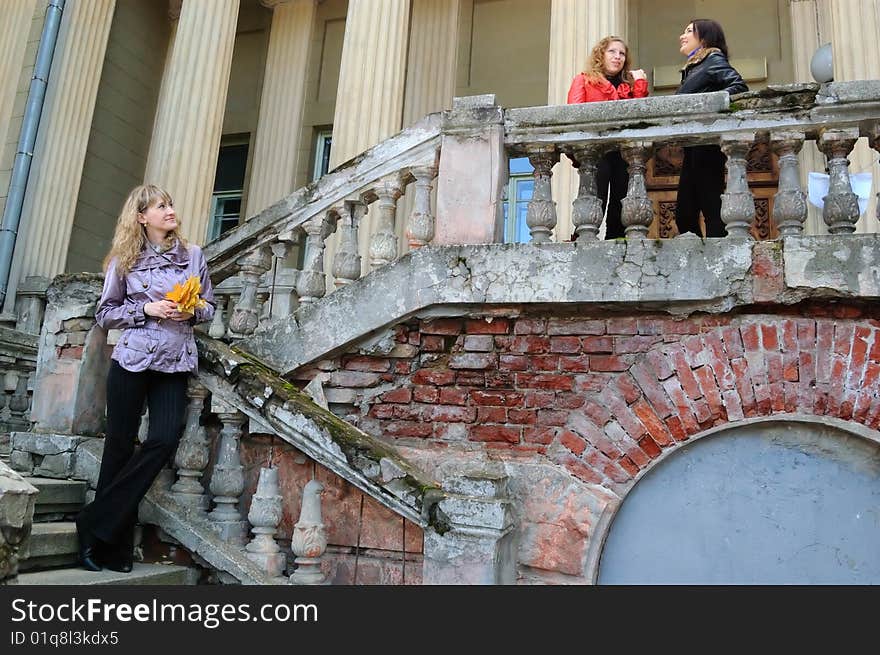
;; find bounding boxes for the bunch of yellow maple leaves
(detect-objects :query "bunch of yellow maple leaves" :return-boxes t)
[164,275,207,314]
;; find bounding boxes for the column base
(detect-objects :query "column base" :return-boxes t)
[245,551,287,578]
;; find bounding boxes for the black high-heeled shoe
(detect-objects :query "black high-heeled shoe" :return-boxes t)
[102,552,133,573]
[75,515,102,572]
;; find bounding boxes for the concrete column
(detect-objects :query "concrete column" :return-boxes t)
[326,0,409,282]
[144,0,239,244]
[789,0,833,234]
[244,0,316,218]
[397,0,461,255]
[3,0,115,317]
[830,0,880,232]
[0,0,37,216]
[548,0,627,242]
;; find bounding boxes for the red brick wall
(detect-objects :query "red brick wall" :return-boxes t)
[291,305,880,491]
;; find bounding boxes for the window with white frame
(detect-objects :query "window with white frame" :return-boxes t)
[502,157,534,243]
[208,140,249,241]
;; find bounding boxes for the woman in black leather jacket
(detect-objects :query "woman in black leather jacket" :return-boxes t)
[674,19,748,237]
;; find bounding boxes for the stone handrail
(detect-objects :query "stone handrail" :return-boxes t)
[203,112,442,285]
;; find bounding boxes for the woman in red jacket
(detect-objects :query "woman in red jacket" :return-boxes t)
[567,36,648,239]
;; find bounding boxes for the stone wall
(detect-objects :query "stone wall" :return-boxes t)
[284,302,880,582]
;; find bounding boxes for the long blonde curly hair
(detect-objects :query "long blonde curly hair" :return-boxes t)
[103,184,187,275]
[583,35,634,85]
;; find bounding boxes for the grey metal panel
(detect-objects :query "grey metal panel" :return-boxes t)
[598,422,880,584]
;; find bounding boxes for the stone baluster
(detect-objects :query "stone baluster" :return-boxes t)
[268,240,299,319]
[257,292,270,324]
[14,277,50,336]
[228,246,272,339]
[720,134,757,238]
[332,201,365,287]
[406,165,438,249]
[208,295,228,339]
[620,142,655,238]
[818,128,861,234]
[370,176,405,269]
[208,403,247,545]
[870,124,880,225]
[568,146,605,241]
[525,146,558,243]
[8,372,30,430]
[771,131,808,236]
[245,466,285,577]
[171,381,210,510]
[296,215,332,305]
[289,478,327,584]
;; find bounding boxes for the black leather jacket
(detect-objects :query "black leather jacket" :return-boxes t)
[675,48,748,96]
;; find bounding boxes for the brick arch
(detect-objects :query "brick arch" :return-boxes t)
[552,318,880,489]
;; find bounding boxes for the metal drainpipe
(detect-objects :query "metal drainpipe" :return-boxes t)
[0,0,65,307]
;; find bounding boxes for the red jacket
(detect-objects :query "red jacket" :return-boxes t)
[566,74,649,103]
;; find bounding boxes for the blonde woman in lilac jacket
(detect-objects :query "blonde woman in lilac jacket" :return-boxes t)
[76,184,215,573]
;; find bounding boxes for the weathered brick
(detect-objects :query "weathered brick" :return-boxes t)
[343,356,391,372]
[702,331,736,391]
[392,404,426,421]
[636,318,666,336]
[412,385,440,403]
[510,336,551,354]
[555,392,585,409]
[720,325,744,358]
[531,355,560,371]
[448,353,497,370]
[369,404,395,419]
[615,335,663,353]
[465,318,511,334]
[729,357,757,416]
[515,373,574,391]
[486,372,515,388]
[559,430,587,456]
[815,321,834,383]
[439,387,468,405]
[838,388,858,421]
[509,409,537,425]
[617,456,640,478]
[645,349,673,380]
[456,371,486,386]
[383,421,433,438]
[513,319,546,335]
[783,381,799,414]
[559,453,603,484]
[600,387,647,440]
[463,335,494,352]
[760,323,779,351]
[630,362,675,417]
[329,371,382,387]
[550,337,581,354]
[846,326,871,390]
[547,319,605,335]
[573,374,606,393]
[693,366,724,422]
[421,319,462,335]
[615,374,641,404]
[590,355,631,372]
[499,354,530,371]
[394,361,413,375]
[630,398,674,447]
[853,391,874,423]
[769,380,786,414]
[412,369,455,386]
[426,405,477,423]
[559,355,591,372]
[638,435,662,459]
[581,336,613,353]
[524,391,555,408]
[606,318,638,334]
[471,390,523,406]
[624,444,650,469]
[662,377,701,434]
[664,415,688,442]
[668,348,703,401]
[469,425,521,443]
[380,388,412,403]
[833,322,855,356]
[581,398,612,426]
[782,349,799,382]
[523,426,557,444]
[536,409,567,426]
[420,335,447,352]
[476,406,508,423]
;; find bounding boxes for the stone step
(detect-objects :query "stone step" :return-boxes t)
[20,521,78,571]
[17,562,200,585]
[25,477,87,517]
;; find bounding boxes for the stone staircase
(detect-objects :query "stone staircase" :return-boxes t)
[16,475,199,585]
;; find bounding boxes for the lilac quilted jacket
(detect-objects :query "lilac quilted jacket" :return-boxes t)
[96,241,215,373]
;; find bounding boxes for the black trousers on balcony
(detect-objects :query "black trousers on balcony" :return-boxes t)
[77,361,189,551]
[675,144,727,238]
[598,150,629,240]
